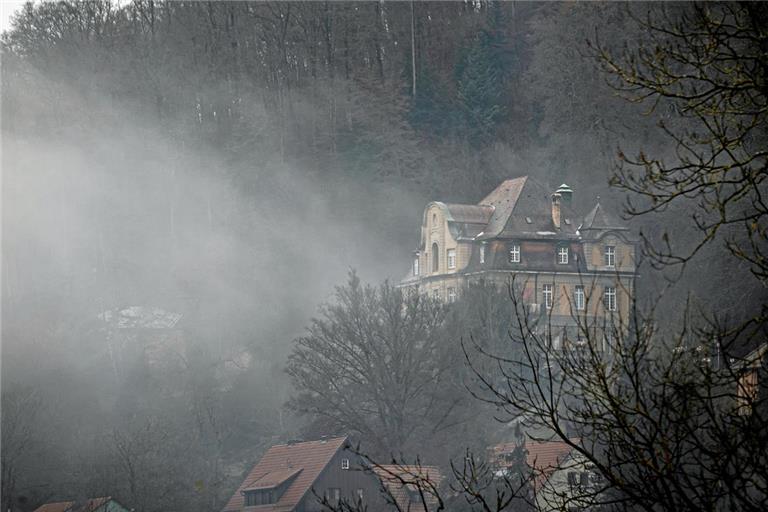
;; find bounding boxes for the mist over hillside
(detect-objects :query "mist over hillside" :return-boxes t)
[2,2,766,512]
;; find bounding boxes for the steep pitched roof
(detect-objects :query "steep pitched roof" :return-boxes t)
[223,436,347,512]
[471,177,581,239]
[374,465,443,512]
[33,497,113,512]
[478,176,528,238]
[580,202,626,231]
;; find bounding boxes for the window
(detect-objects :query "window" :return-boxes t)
[574,285,585,311]
[447,287,456,303]
[509,244,521,263]
[341,458,350,470]
[479,243,486,264]
[605,245,616,268]
[245,490,275,506]
[432,288,440,300]
[557,246,569,264]
[326,488,341,504]
[542,284,553,310]
[431,243,439,273]
[604,286,616,311]
[413,257,419,276]
[432,213,437,226]
[447,248,456,269]
[355,489,364,502]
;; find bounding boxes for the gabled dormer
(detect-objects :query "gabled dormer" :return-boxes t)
[242,467,302,506]
[579,201,636,273]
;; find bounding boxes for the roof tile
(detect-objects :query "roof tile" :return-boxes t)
[223,437,347,512]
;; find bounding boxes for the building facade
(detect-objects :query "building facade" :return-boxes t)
[401,176,637,346]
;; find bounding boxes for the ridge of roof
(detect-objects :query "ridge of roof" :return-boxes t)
[443,203,494,225]
[222,436,348,512]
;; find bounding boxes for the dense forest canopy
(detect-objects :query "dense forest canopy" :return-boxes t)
[2,2,765,512]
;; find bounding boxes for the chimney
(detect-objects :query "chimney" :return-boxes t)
[556,183,573,206]
[551,193,562,229]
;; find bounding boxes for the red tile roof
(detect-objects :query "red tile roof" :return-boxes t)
[374,465,443,512]
[32,497,112,512]
[243,468,303,491]
[491,440,574,490]
[223,437,347,512]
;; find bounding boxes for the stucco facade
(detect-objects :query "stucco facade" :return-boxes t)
[402,177,637,344]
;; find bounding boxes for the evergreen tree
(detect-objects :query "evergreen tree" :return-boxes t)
[454,4,511,147]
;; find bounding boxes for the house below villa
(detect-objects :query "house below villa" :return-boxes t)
[222,436,386,512]
[31,497,129,512]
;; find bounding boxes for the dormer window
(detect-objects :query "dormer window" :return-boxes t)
[509,244,521,263]
[341,458,350,470]
[241,466,300,506]
[413,257,419,276]
[244,490,275,506]
[605,246,616,268]
[479,243,486,264]
[557,246,569,264]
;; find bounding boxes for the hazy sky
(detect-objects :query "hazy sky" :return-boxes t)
[0,0,24,34]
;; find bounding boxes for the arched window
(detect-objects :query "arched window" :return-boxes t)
[432,242,439,273]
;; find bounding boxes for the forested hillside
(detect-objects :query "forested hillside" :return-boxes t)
[2,2,764,512]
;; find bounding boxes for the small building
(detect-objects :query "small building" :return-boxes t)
[533,450,605,512]
[222,436,385,512]
[31,497,129,512]
[373,465,443,512]
[733,341,768,416]
[491,440,603,511]
[491,439,574,492]
[99,305,185,376]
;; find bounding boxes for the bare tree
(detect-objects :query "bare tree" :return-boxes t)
[1,386,44,512]
[286,271,465,456]
[593,3,768,287]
